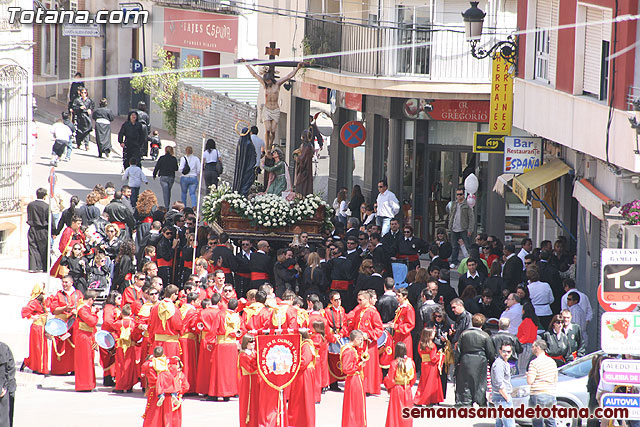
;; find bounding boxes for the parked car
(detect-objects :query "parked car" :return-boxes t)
[510,351,603,427]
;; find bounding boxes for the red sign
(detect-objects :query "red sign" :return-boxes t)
[299,83,328,103]
[337,92,364,111]
[598,283,638,312]
[403,99,490,123]
[164,8,238,54]
[256,334,301,390]
[340,121,367,148]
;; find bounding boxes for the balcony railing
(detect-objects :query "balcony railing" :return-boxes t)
[152,0,239,14]
[304,17,509,82]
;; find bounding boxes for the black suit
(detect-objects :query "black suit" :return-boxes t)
[326,256,355,310]
[435,281,458,320]
[210,245,238,285]
[429,255,450,271]
[457,272,486,295]
[382,230,401,256]
[503,255,524,292]
[355,273,384,298]
[345,249,362,281]
[248,251,274,289]
[538,260,563,314]
[104,199,136,236]
[345,228,359,241]
[27,199,49,272]
[371,244,392,277]
[376,293,399,323]
[456,327,496,406]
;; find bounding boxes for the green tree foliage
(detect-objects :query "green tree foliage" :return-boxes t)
[130,48,201,136]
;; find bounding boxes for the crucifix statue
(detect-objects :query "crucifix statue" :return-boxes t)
[242,41,304,150]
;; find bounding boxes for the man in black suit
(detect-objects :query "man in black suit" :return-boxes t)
[235,239,253,296]
[27,188,50,272]
[502,243,523,292]
[325,242,355,311]
[381,218,401,257]
[396,225,427,271]
[210,232,238,285]
[538,250,563,314]
[491,318,522,373]
[248,240,274,290]
[477,289,503,319]
[345,236,362,280]
[345,217,360,241]
[369,232,392,277]
[436,269,458,320]
[376,277,399,323]
[428,244,450,271]
[357,263,385,298]
[457,258,485,295]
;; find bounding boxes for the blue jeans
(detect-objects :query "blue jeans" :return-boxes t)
[180,175,198,207]
[492,396,515,427]
[529,394,557,427]
[130,186,140,208]
[450,230,470,264]
[159,176,174,208]
[65,139,74,160]
[376,216,391,236]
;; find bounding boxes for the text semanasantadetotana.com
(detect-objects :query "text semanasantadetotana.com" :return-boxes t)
[402,405,629,420]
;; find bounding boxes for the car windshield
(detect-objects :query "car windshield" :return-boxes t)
[560,355,594,378]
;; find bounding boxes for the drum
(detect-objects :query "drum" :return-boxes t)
[45,318,67,336]
[328,337,350,354]
[377,330,390,348]
[96,331,116,350]
[66,316,76,330]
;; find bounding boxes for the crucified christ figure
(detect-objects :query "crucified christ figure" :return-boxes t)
[244,61,303,150]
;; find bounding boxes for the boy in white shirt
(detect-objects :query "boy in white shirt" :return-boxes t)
[122,157,148,207]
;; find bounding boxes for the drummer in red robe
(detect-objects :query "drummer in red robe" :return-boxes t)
[74,290,99,391]
[179,292,199,395]
[288,330,317,427]
[49,275,83,375]
[209,298,241,400]
[238,334,259,427]
[113,304,140,392]
[20,283,49,374]
[383,342,416,427]
[346,290,384,395]
[148,284,183,359]
[195,294,222,396]
[100,291,121,387]
[323,291,346,391]
[389,288,415,360]
[340,330,367,427]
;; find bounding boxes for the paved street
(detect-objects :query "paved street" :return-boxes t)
[1,106,494,426]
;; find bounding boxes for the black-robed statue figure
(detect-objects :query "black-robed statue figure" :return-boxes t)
[233,128,257,196]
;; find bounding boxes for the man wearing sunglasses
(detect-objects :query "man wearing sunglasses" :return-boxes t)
[448,187,476,268]
[156,227,179,286]
[396,225,427,271]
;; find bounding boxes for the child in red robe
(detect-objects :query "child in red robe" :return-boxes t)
[21,283,49,374]
[238,334,259,427]
[341,330,367,427]
[288,330,317,427]
[74,290,99,391]
[413,327,444,406]
[113,304,140,392]
[383,342,416,427]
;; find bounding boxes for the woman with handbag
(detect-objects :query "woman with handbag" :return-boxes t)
[202,137,222,190]
[179,146,201,208]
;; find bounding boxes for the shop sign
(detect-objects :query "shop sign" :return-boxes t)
[164,7,238,54]
[503,136,542,174]
[473,132,504,153]
[62,23,101,37]
[601,312,640,355]
[336,92,364,111]
[489,56,514,135]
[300,83,328,103]
[601,249,640,303]
[598,283,638,312]
[402,99,489,122]
[601,360,640,386]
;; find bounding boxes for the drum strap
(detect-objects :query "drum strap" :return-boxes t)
[330,308,343,334]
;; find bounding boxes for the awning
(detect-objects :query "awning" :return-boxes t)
[492,173,516,197]
[512,159,571,204]
[572,178,612,221]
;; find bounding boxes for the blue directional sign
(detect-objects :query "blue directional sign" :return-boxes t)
[602,393,640,420]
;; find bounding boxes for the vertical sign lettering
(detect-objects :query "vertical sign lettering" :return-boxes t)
[489,56,514,135]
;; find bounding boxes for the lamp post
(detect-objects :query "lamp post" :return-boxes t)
[462,1,518,68]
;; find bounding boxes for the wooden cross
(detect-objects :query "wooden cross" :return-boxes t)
[265,41,280,75]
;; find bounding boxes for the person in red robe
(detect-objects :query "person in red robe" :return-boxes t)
[383,342,416,427]
[100,291,121,387]
[341,330,367,427]
[209,299,241,400]
[148,285,183,359]
[413,327,444,406]
[136,285,159,379]
[195,295,222,396]
[288,330,317,427]
[346,290,384,395]
[389,289,415,360]
[74,290,99,391]
[50,216,85,278]
[178,292,199,395]
[324,291,346,391]
[238,334,259,427]
[113,304,139,392]
[49,275,83,375]
[141,347,189,427]
[241,290,264,328]
[309,315,330,402]
[122,273,146,315]
[20,283,49,374]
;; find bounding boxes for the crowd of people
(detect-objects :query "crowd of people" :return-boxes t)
[22,162,596,427]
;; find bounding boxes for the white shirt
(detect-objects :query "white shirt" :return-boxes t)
[376,189,400,218]
[500,302,523,335]
[337,200,348,218]
[251,134,265,167]
[527,281,554,317]
[466,271,479,279]
[203,149,219,164]
[179,154,201,178]
[517,248,530,269]
[561,289,593,322]
[122,165,148,187]
[568,304,587,332]
[51,122,73,142]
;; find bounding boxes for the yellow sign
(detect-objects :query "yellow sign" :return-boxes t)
[489,56,514,135]
[473,132,504,153]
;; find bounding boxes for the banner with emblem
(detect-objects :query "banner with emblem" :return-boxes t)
[256,334,302,390]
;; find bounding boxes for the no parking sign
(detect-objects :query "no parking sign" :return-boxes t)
[340,121,366,148]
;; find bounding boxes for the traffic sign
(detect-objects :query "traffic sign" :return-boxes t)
[48,167,56,195]
[601,393,640,419]
[131,59,143,73]
[601,360,640,386]
[340,121,366,148]
[601,312,640,355]
[597,283,638,312]
[473,132,504,153]
[601,249,640,303]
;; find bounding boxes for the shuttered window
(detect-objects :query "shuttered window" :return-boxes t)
[534,0,558,84]
[583,7,612,98]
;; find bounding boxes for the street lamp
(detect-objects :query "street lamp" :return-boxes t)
[462,1,518,68]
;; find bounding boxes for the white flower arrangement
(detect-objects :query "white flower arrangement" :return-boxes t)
[202,182,333,230]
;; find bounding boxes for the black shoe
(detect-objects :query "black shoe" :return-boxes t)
[113,389,125,394]
[103,375,115,387]
[329,383,342,392]
[205,396,217,401]
[223,397,230,402]
[126,389,133,393]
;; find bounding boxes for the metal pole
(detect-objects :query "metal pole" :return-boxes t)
[192,136,207,271]
[46,174,53,294]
